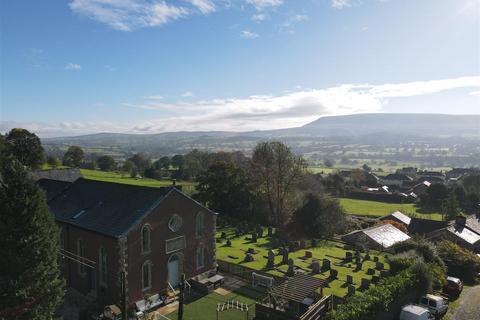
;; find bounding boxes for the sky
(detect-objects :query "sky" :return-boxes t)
[0,0,479,137]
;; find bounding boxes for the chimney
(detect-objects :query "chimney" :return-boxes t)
[171,178,177,186]
[455,215,466,227]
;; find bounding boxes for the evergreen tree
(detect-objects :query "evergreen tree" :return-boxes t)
[0,158,64,319]
[442,191,460,221]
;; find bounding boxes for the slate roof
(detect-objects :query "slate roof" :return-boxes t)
[445,225,480,245]
[363,224,410,248]
[46,178,174,238]
[408,218,448,235]
[380,211,412,226]
[37,179,73,202]
[383,174,414,181]
[465,216,480,235]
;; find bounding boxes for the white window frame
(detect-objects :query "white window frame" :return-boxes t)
[196,245,205,270]
[141,224,151,254]
[165,236,186,254]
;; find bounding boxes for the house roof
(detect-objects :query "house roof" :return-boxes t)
[383,174,413,181]
[37,178,73,202]
[363,224,410,248]
[380,211,412,226]
[465,216,480,235]
[408,218,448,235]
[46,178,175,238]
[446,225,480,245]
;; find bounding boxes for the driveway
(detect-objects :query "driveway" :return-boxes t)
[449,285,480,320]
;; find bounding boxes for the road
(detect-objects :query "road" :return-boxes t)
[449,285,480,320]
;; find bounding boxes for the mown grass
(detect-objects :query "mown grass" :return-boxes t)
[338,198,443,221]
[80,169,197,194]
[216,227,390,298]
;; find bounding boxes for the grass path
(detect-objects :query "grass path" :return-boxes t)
[338,198,443,221]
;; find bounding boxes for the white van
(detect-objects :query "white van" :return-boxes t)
[400,304,432,320]
[419,294,448,318]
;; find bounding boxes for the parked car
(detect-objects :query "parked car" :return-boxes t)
[400,304,433,320]
[419,294,448,319]
[443,276,463,297]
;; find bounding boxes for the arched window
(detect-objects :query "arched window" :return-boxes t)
[196,245,205,270]
[99,246,107,286]
[195,212,205,237]
[77,238,85,275]
[142,261,152,290]
[141,225,151,253]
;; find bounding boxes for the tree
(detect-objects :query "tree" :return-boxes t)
[171,154,185,169]
[442,191,460,221]
[127,153,151,173]
[96,155,116,171]
[294,193,347,238]
[423,183,449,208]
[195,161,259,222]
[0,158,64,319]
[46,156,60,168]
[324,159,335,168]
[122,160,134,173]
[157,156,171,170]
[362,163,372,172]
[251,141,306,227]
[63,146,84,167]
[4,128,44,168]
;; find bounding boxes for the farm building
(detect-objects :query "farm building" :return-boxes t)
[342,224,410,250]
[378,211,411,227]
[428,216,480,252]
[39,178,217,313]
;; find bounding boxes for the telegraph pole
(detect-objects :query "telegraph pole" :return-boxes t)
[177,274,185,320]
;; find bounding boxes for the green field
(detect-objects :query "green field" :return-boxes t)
[216,227,390,297]
[338,198,443,221]
[80,169,197,194]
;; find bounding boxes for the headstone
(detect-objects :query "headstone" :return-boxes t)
[287,258,295,276]
[305,251,313,258]
[355,255,361,266]
[299,240,306,249]
[311,260,320,274]
[330,269,338,279]
[346,275,353,285]
[251,232,257,243]
[375,262,384,270]
[380,270,390,278]
[355,262,363,272]
[361,278,370,290]
[267,227,273,237]
[371,276,380,284]
[345,252,353,263]
[364,254,371,261]
[235,228,240,237]
[216,238,223,243]
[256,226,263,238]
[322,259,331,272]
[244,253,254,262]
[226,239,232,247]
[221,232,227,239]
[311,239,317,247]
[247,248,255,254]
[348,284,356,296]
[373,256,379,262]
[367,268,375,275]
[282,247,289,264]
[266,250,275,268]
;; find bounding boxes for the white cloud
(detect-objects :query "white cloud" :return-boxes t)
[280,14,308,33]
[69,0,189,31]
[251,13,267,22]
[469,91,480,96]
[4,76,479,137]
[144,95,164,100]
[241,30,259,38]
[64,63,82,70]
[331,0,351,10]
[188,0,216,14]
[181,91,195,97]
[246,0,283,10]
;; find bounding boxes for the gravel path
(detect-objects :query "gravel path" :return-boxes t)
[450,285,480,320]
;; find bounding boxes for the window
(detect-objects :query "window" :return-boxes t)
[195,212,205,237]
[165,236,186,254]
[77,238,85,275]
[99,246,107,286]
[141,225,151,253]
[196,245,205,270]
[142,261,152,290]
[168,214,183,232]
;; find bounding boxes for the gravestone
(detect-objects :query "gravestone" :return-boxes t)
[355,262,363,272]
[221,232,227,239]
[247,248,255,254]
[322,259,331,272]
[266,250,275,268]
[311,260,320,274]
[330,269,338,279]
[305,251,313,258]
[216,238,223,243]
[251,232,257,243]
[375,262,384,270]
[346,275,353,285]
[286,258,295,277]
[244,253,254,262]
[367,268,375,275]
[348,284,356,296]
[267,227,273,237]
[380,270,390,278]
[311,239,317,247]
[361,278,371,290]
[355,255,361,266]
[372,276,380,284]
[282,247,289,264]
[345,252,353,263]
[226,239,232,247]
[373,256,379,262]
[256,226,263,238]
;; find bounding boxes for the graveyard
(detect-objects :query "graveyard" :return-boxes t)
[216,226,391,298]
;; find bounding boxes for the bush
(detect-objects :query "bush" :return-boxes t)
[437,240,480,283]
[375,219,408,233]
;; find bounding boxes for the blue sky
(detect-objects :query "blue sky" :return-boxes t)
[0,0,479,137]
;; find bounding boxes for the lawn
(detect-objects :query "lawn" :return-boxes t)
[338,198,443,221]
[80,169,197,194]
[216,227,390,298]
[166,286,262,320]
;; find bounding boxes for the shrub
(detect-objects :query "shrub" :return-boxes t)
[375,219,408,233]
[437,240,480,283]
